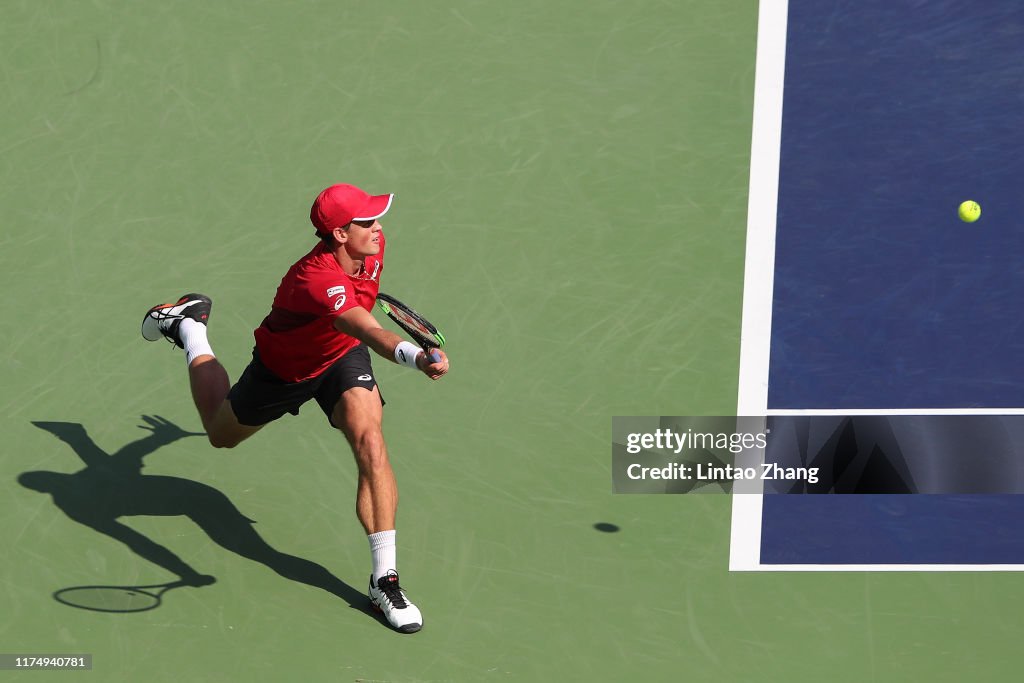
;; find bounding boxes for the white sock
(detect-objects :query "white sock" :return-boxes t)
[179,318,215,365]
[368,530,397,583]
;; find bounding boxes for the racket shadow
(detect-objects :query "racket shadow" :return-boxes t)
[21,418,376,619]
[53,580,190,613]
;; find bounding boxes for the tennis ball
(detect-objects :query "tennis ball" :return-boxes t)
[958,200,981,223]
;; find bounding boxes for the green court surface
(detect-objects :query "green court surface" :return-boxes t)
[2,2,1020,681]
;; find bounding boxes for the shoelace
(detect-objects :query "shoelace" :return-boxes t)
[378,578,409,609]
[151,309,184,345]
[145,307,181,344]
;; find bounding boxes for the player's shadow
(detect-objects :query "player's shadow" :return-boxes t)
[18,417,379,621]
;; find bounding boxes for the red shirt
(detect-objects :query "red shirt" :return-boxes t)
[254,234,385,382]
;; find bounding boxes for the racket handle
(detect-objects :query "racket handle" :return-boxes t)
[429,349,443,363]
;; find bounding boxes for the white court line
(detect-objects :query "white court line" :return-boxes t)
[729,0,1024,571]
[729,0,788,572]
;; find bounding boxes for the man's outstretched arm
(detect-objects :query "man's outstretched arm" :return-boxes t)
[333,307,449,380]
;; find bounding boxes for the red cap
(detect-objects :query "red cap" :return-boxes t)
[309,184,394,234]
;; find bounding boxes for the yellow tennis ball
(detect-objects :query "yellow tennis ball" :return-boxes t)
[958,200,981,223]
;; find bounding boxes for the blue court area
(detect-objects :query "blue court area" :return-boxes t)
[763,495,1024,564]
[761,1,1024,565]
[770,0,1024,410]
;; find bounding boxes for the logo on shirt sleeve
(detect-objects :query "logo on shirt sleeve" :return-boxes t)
[327,285,347,311]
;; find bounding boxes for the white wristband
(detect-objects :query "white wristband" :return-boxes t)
[394,341,422,369]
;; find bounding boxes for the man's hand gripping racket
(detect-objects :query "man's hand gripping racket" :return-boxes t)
[376,292,449,379]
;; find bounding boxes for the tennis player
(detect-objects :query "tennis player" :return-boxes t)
[140,183,449,634]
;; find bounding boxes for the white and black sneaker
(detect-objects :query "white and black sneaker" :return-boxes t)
[369,571,422,633]
[141,293,212,348]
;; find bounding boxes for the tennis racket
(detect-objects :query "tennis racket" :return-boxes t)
[53,580,192,613]
[376,292,447,361]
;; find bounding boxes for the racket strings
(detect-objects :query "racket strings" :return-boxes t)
[377,293,445,349]
[393,310,434,336]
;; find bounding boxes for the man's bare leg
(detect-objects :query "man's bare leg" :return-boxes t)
[332,385,422,633]
[188,355,261,449]
[142,294,260,449]
[332,386,395,534]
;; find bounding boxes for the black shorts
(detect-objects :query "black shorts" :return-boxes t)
[227,344,383,427]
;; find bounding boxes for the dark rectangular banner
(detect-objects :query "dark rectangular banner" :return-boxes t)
[612,415,1024,494]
